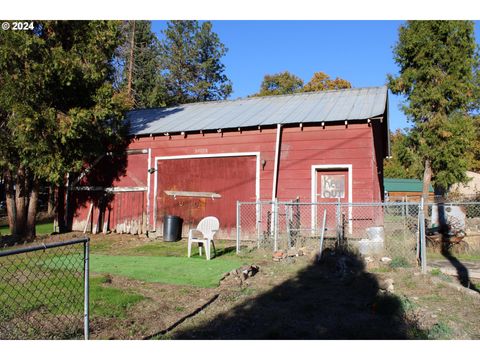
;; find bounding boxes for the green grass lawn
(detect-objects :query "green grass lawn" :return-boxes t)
[0,268,143,324]
[0,221,54,236]
[90,275,144,318]
[91,237,239,259]
[88,238,246,287]
[0,237,245,338]
[90,254,244,288]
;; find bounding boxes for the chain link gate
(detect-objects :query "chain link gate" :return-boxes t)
[0,238,90,340]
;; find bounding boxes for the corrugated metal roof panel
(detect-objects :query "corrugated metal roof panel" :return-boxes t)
[127,86,387,135]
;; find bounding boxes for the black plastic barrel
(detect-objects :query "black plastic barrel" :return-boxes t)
[163,215,183,241]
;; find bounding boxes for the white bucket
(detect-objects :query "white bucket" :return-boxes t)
[358,238,384,255]
[366,226,385,241]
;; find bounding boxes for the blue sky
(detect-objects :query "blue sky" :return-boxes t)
[151,20,480,131]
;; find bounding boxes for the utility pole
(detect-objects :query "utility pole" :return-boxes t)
[127,20,136,98]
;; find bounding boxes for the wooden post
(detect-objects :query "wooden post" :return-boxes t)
[419,198,427,273]
[83,203,94,234]
[422,159,432,217]
[103,208,110,234]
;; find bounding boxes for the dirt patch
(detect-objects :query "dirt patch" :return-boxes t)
[0,307,83,340]
[90,274,219,339]
[159,251,480,340]
[85,244,480,340]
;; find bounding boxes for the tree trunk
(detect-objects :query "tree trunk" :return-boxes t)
[422,159,432,217]
[57,180,66,233]
[4,169,17,235]
[47,184,55,216]
[25,179,39,241]
[127,20,136,99]
[14,166,28,237]
[65,173,72,231]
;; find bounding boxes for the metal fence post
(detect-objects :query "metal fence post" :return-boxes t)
[257,201,262,249]
[236,201,241,254]
[336,199,341,246]
[418,198,427,273]
[274,199,279,251]
[319,209,327,258]
[84,238,90,340]
[0,238,91,340]
[286,204,291,249]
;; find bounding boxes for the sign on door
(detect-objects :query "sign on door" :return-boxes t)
[321,175,345,199]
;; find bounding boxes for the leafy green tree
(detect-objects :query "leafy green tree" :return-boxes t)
[395,116,476,189]
[116,21,166,108]
[254,71,352,97]
[388,20,480,197]
[255,71,304,96]
[466,116,480,172]
[160,20,232,105]
[302,71,352,92]
[0,21,131,240]
[383,129,420,179]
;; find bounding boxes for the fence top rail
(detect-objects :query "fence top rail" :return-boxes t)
[0,237,89,258]
[425,201,480,206]
[237,201,422,206]
[237,200,480,206]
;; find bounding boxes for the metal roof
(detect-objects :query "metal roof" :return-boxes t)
[127,86,388,136]
[384,178,434,193]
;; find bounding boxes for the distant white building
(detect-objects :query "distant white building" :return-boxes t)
[450,171,480,196]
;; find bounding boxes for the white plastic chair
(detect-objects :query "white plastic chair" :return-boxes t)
[187,216,220,260]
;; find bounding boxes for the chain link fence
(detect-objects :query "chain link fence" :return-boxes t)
[0,238,89,340]
[236,200,480,267]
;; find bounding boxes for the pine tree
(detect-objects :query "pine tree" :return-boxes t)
[160,20,232,105]
[116,21,166,108]
[383,130,422,179]
[0,21,130,240]
[388,20,480,197]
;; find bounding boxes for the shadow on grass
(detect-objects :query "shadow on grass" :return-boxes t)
[170,249,427,339]
[0,221,55,248]
[436,200,480,294]
[212,245,236,258]
[175,240,237,259]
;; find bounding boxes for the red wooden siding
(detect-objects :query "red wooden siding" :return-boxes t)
[72,121,387,237]
[71,152,148,234]
[156,156,257,238]
[276,125,374,203]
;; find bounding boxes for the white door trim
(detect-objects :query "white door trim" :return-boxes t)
[153,152,261,231]
[311,164,353,234]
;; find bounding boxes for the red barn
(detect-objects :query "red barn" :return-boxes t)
[69,86,389,238]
